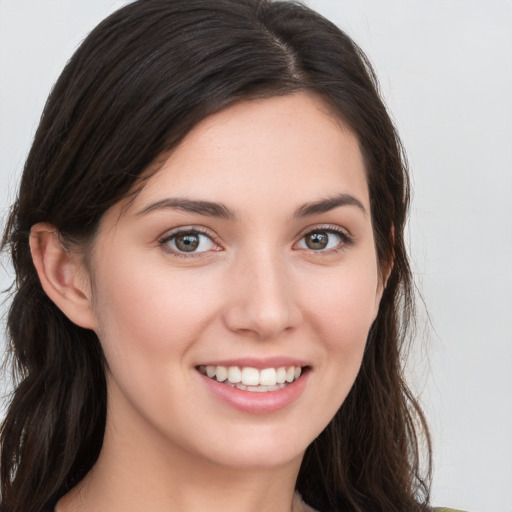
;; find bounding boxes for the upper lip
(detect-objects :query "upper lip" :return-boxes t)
[196,357,309,369]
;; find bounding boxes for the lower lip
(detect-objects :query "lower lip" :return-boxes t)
[197,370,309,414]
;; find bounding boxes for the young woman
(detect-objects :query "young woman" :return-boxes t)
[0,1,454,511]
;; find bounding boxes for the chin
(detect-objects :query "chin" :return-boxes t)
[209,422,319,470]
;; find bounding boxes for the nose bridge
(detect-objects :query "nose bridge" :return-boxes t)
[223,243,301,338]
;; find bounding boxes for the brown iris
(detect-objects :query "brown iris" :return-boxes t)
[304,231,329,250]
[174,233,200,252]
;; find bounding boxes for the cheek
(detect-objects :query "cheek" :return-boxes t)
[306,260,380,343]
[91,257,222,364]
[302,259,380,408]
[89,259,226,431]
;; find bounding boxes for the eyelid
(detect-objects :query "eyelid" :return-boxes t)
[294,224,354,251]
[158,226,223,257]
[156,223,353,258]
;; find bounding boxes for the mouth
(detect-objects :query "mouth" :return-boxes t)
[197,364,307,393]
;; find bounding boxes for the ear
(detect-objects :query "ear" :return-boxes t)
[29,223,97,330]
[372,264,392,321]
[373,228,395,318]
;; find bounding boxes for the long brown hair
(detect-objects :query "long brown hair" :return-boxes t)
[1,1,431,511]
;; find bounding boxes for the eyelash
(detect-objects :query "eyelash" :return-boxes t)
[159,228,221,259]
[158,225,354,258]
[294,225,354,255]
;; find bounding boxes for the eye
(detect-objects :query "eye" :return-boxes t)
[296,228,350,252]
[161,229,217,255]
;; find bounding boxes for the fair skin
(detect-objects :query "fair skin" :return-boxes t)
[30,93,384,512]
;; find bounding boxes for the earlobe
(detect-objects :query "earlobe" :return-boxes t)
[373,253,394,320]
[375,226,395,306]
[29,223,97,330]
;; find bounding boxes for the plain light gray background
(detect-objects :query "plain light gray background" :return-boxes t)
[1,1,511,511]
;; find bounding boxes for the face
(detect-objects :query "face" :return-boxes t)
[84,93,383,471]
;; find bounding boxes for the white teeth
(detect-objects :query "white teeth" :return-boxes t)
[247,385,269,392]
[241,367,260,386]
[230,382,286,392]
[215,366,228,382]
[228,366,242,383]
[259,368,277,386]
[202,364,304,390]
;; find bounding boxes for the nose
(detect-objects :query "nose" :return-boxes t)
[222,249,303,339]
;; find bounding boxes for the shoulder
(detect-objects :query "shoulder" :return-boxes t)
[433,508,468,512]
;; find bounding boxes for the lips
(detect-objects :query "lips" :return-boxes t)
[196,359,310,413]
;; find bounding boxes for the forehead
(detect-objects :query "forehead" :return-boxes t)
[126,92,369,218]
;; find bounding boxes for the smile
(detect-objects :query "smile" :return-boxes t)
[197,365,303,392]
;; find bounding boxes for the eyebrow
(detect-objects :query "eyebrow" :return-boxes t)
[136,193,366,220]
[293,193,367,218]
[136,198,237,220]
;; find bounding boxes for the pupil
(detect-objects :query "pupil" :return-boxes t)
[176,234,199,252]
[306,231,328,250]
